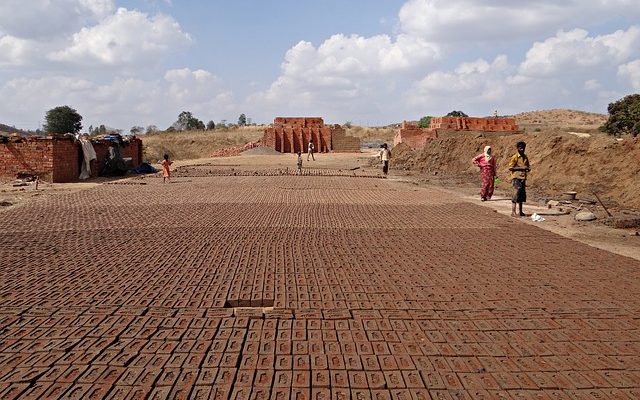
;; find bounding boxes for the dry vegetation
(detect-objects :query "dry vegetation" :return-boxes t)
[142,126,264,162]
[344,126,396,142]
[514,109,607,134]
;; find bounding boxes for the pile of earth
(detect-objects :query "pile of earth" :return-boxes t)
[241,146,281,155]
[392,132,640,210]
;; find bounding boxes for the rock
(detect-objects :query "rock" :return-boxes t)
[575,211,597,221]
[547,200,560,207]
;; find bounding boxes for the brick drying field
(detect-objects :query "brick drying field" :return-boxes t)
[1,170,640,399]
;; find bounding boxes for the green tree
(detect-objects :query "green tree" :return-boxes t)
[173,111,205,131]
[43,105,82,134]
[418,116,432,128]
[601,94,640,137]
[445,110,468,117]
[206,120,215,130]
[238,113,247,126]
[130,126,144,135]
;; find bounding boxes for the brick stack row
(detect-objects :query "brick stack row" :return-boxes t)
[429,117,518,132]
[331,125,361,152]
[211,142,260,157]
[393,122,438,149]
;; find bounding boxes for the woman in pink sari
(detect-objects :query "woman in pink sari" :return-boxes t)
[472,145,497,201]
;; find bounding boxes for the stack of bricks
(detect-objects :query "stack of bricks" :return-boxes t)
[0,135,143,182]
[393,121,438,149]
[429,117,518,132]
[211,141,260,157]
[263,117,360,153]
[330,125,361,152]
[0,135,78,182]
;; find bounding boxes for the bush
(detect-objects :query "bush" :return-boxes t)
[418,116,432,128]
[601,94,640,137]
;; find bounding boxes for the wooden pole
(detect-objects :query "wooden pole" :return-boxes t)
[593,192,613,218]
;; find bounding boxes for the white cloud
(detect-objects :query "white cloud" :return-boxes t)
[584,79,602,91]
[519,27,640,77]
[409,55,512,112]
[246,33,440,122]
[0,71,233,130]
[0,0,114,39]
[397,0,640,44]
[49,8,191,67]
[618,59,640,90]
[0,36,41,67]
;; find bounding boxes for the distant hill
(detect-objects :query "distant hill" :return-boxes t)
[0,123,32,135]
[513,109,607,131]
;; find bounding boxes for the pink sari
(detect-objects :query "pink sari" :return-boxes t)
[473,153,496,199]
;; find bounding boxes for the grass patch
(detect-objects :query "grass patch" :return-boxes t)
[142,126,264,162]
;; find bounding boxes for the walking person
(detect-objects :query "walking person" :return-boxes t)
[472,145,497,201]
[379,143,391,176]
[161,153,172,183]
[307,140,315,161]
[507,141,530,217]
[296,152,303,175]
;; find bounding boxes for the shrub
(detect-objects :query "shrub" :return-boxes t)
[601,94,640,137]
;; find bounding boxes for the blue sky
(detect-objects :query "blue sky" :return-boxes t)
[1,0,639,131]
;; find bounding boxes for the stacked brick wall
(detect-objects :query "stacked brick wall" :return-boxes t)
[263,117,359,153]
[0,136,76,182]
[331,125,360,152]
[429,117,518,132]
[52,138,80,182]
[0,136,142,182]
[393,121,438,149]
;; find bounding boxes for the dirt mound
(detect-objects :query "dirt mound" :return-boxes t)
[241,146,281,156]
[401,132,640,210]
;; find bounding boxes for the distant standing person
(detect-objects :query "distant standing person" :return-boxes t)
[296,152,303,175]
[161,153,172,183]
[507,141,530,217]
[379,143,391,176]
[307,140,315,161]
[472,145,497,201]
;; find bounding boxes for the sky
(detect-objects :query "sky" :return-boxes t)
[1,0,639,132]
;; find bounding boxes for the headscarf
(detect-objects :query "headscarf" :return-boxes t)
[483,145,492,161]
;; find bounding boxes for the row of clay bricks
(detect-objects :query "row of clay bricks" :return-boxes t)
[2,361,639,398]
[4,383,638,400]
[171,168,384,178]
[2,311,639,360]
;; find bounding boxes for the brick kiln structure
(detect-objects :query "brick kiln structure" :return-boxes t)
[0,135,142,182]
[263,117,360,153]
